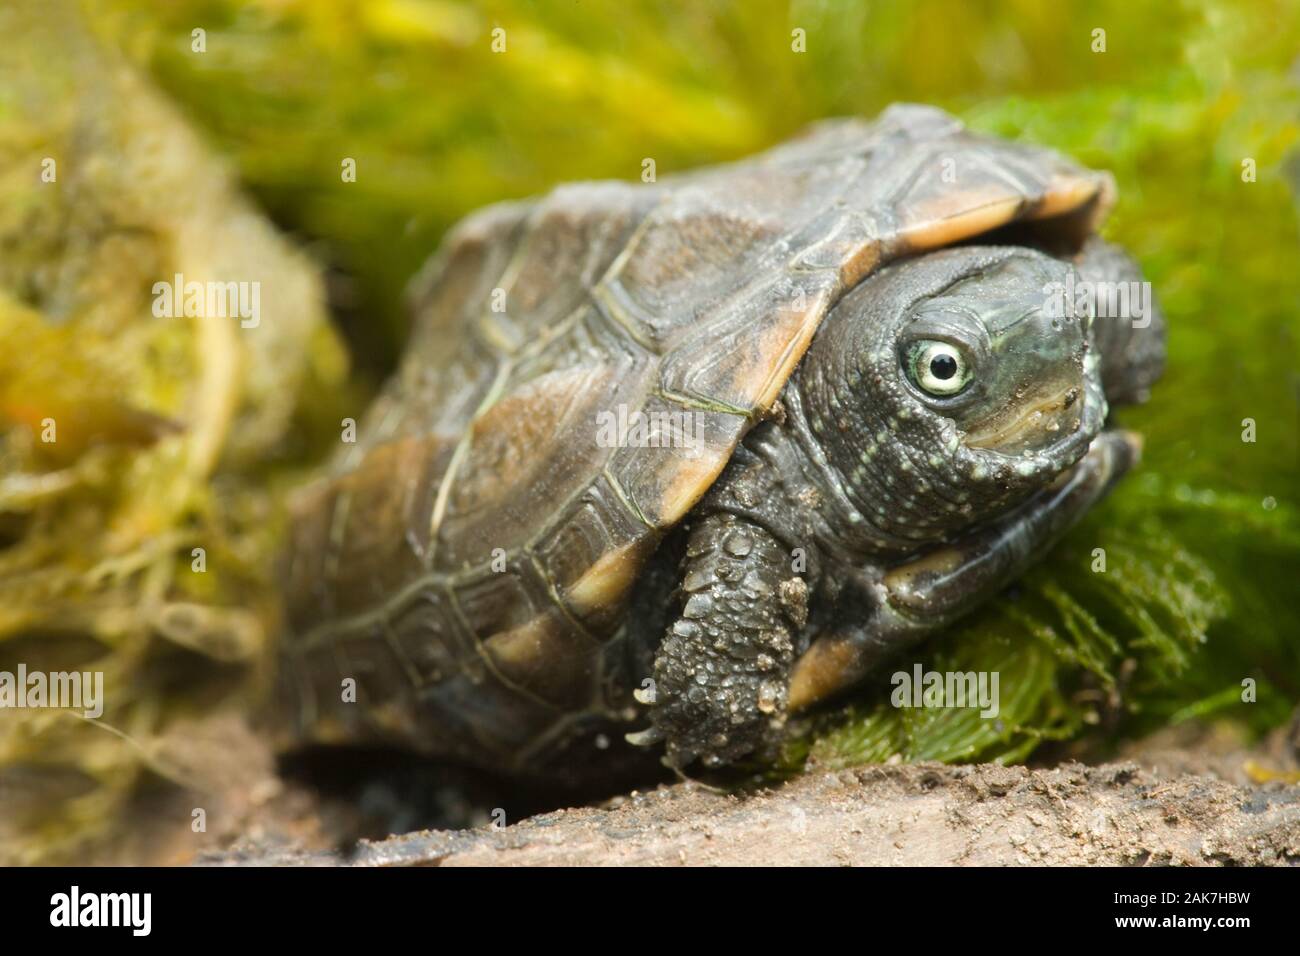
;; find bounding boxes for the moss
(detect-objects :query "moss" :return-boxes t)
[0,0,350,863]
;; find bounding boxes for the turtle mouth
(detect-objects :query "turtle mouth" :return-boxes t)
[958,369,1109,487]
[963,383,1086,454]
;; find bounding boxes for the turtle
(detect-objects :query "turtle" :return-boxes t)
[278,103,1165,777]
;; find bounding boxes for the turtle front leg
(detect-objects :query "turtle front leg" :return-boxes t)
[649,512,808,769]
[788,428,1139,712]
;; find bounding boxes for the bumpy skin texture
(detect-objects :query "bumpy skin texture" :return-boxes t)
[651,513,806,768]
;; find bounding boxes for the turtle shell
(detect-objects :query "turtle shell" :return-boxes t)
[279,104,1113,768]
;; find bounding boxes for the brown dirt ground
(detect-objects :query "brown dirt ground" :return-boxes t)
[186,719,1300,867]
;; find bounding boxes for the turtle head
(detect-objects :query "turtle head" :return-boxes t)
[797,245,1109,553]
[895,248,1104,460]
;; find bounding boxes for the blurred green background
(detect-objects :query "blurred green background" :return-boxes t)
[1,0,1297,860]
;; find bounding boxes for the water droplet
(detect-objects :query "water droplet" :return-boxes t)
[723,531,753,557]
[683,593,713,618]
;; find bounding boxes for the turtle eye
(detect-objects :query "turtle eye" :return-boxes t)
[908,340,971,396]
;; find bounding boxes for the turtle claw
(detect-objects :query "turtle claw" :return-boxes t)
[624,727,664,748]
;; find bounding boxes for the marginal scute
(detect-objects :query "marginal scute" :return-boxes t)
[565,540,646,614]
[332,435,444,607]
[387,589,473,686]
[282,477,337,631]
[453,563,549,649]
[535,477,648,591]
[1040,170,1115,220]
[900,195,1025,252]
[789,211,881,284]
[339,633,419,738]
[482,608,600,711]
